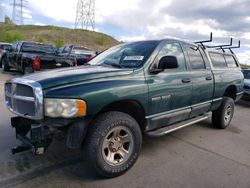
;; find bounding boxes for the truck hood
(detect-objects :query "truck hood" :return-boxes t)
[23,65,133,89]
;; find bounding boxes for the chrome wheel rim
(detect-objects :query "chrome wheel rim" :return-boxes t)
[102,126,134,166]
[224,105,232,124]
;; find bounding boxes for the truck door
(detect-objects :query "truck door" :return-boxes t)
[183,44,214,117]
[145,41,193,130]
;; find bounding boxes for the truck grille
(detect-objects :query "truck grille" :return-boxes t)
[5,78,44,120]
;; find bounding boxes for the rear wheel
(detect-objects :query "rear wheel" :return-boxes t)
[85,111,142,177]
[212,97,235,129]
[2,57,10,72]
[22,65,34,74]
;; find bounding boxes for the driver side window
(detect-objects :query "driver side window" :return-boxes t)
[157,42,186,71]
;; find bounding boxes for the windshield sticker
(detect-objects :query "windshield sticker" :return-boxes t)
[123,56,144,61]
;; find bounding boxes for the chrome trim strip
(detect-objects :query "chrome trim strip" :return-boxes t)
[191,100,212,108]
[151,109,191,121]
[146,106,190,119]
[236,91,244,96]
[13,95,35,102]
[146,98,222,119]
[151,116,209,136]
[212,97,223,102]
[5,78,44,120]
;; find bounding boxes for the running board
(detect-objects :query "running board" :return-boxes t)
[146,113,210,137]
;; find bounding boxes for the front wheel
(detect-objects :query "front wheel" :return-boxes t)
[212,97,235,129]
[85,111,142,178]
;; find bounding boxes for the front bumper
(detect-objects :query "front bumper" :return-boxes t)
[11,116,91,154]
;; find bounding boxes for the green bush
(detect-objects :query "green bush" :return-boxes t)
[55,38,64,48]
[97,36,108,46]
[5,33,24,43]
[36,36,44,43]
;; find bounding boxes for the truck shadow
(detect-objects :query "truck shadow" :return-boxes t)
[236,99,250,107]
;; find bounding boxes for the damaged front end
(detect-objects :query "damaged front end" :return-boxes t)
[5,78,89,155]
[11,116,90,155]
[11,117,52,155]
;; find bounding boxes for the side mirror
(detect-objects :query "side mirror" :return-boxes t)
[158,56,178,69]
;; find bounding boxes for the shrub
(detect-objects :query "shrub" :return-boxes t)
[5,33,23,43]
[55,38,64,48]
[36,36,44,43]
[97,36,108,46]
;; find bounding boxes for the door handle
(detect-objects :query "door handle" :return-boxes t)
[205,76,212,80]
[182,78,191,83]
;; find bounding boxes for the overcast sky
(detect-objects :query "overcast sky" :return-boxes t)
[1,0,250,65]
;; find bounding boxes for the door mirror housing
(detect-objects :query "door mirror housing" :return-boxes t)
[158,56,178,69]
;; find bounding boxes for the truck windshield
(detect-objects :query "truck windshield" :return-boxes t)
[243,70,250,79]
[21,43,55,54]
[89,41,160,68]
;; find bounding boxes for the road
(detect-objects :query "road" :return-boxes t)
[0,69,250,188]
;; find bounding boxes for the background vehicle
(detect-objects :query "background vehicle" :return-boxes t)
[5,35,244,178]
[2,41,76,74]
[242,69,250,99]
[0,43,12,68]
[57,45,96,65]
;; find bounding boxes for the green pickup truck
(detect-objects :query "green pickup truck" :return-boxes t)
[5,37,244,177]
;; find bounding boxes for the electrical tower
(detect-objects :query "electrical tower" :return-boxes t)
[11,0,26,25]
[75,0,95,31]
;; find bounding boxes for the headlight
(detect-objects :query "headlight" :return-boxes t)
[45,98,87,118]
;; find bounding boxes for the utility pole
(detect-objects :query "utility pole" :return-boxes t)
[11,0,25,25]
[75,0,95,31]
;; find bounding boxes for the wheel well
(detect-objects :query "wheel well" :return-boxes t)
[224,85,237,100]
[100,100,147,132]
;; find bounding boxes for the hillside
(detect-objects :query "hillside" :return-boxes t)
[0,23,119,50]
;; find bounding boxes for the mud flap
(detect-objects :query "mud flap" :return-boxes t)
[66,120,89,149]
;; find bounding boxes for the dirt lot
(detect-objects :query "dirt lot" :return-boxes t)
[0,69,250,188]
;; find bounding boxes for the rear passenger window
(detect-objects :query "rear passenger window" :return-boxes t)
[209,53,227,68]
[186,47,206,70]
[224,55,238,68]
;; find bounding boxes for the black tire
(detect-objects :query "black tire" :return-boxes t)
[85,111,142,178]
[2,57,10,72]
[22,65,34,74]
[212,97,235,129]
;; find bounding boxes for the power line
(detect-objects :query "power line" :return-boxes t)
[75,0,95,31]
[11,0,26,25]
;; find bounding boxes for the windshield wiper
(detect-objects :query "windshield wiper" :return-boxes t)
[103,61,123,68]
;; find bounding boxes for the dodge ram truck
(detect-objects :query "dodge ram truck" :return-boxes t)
[2,41,76,74]
[4,36,244,177]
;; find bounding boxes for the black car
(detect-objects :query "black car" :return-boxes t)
[2,41,76,74]
[57,45,96,65]
[0,43,12,68]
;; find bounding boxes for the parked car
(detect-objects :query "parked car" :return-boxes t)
[242,69,250,99]
[57,45,96,65]
[1,41,76,74]
[0,42,12,68]
[5,37,244,177]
